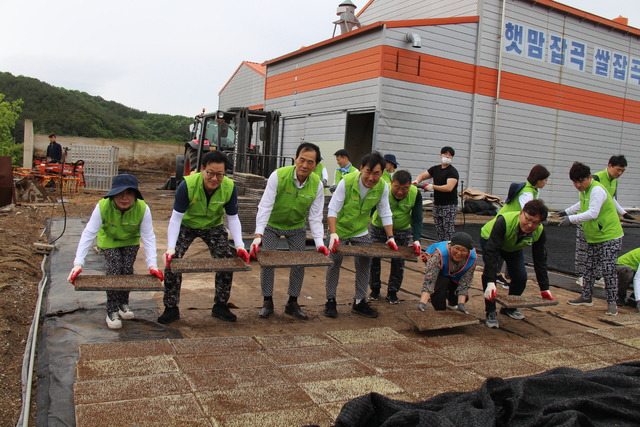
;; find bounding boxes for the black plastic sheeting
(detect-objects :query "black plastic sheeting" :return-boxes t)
[335,361,640,426]
[36,217,181,427]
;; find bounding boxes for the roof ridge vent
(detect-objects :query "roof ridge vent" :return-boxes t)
[333,0,361,36]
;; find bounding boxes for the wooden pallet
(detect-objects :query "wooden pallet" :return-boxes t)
[406,310,479,331]
[495,295,559,309]
[337,242,418,262]
[256,250,333,268]
[73,275,164,291]
[168,257,251,273]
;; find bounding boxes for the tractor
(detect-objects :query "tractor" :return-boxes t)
[173,107,285,185]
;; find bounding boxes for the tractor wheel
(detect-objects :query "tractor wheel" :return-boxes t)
[175,155,185,182]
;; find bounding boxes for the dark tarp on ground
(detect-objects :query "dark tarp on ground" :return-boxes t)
[37,217,181,427]
[335,361,640,427]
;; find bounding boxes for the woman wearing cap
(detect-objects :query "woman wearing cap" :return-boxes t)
[382,154,399,183]
[67,174,163,329]
[418,232,477,313]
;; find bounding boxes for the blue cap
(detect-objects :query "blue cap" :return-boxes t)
[104,174,143,200]
[383,154,399,167]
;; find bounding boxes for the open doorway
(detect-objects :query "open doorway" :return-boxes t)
[344,111,375,168]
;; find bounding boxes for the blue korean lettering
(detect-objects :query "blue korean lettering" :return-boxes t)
[549,35,567,66]
[527,29,545,60]
[612,52,628,82]
[568,41,586,71]
[594,48,611,77]
[505,22,524,55]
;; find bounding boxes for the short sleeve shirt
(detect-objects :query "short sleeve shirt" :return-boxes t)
[427,164,459,205]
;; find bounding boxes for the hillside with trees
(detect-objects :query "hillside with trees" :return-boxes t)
[0,72,192,144]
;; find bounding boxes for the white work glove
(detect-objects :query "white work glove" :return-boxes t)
[236,246,250,263]
[149,266,164,281]
[386,236,398,251]
[67,264,83,284]
[540,290,555,301]
[423,183,434,191]
[484,282,497,302]
[413,240,421,256]
[329,233,340,253]
[250,237,262,259]
[164,248,175,269]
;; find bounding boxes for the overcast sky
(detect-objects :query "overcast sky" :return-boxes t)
[1,0,639,117]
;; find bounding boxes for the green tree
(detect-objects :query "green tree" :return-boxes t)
[0,93,24,165]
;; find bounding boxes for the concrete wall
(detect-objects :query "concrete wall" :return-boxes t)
[34,134,183,173]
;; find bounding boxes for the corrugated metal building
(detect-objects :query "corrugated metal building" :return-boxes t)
[219,0,640,210]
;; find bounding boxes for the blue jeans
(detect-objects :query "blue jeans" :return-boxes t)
[480,238,528,313]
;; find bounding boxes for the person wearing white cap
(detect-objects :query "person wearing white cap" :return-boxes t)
[67,174,163,329]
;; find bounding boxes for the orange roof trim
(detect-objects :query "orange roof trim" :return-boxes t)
[218,61,266,95]
[525,0,640,36]
[264,16,479,66]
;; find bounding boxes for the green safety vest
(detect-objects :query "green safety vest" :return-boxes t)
[268,165,320,230]
[97,198,146,249]
[334,164,357,184]
[372,184,417,231]
[480,211,543,252]
[312,163,325,179]
[381,170,393,183]
[617,248,640,271]
[580,180,623,243]
[497,182,538,215]
[336,172,385,239]
[182,173,234,230]
[593,169,617,198]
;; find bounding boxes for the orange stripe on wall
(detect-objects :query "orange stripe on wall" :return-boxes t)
[265,46,640,125]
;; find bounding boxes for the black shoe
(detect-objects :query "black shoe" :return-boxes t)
[386,291,399,304]
[285,301,308,320]
[368,289,380,300]
[258,300,274,318]
[351,299,378,318]
[158,306,180,324]
[324,298,338,318]
[212,303,237,322]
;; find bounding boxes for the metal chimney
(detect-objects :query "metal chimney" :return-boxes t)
[333,0,361,36]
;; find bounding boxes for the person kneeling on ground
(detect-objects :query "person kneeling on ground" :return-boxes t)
[616,248,640,313]
[418,232,476,313]
[67,174,163,329]
[480,199,551,329]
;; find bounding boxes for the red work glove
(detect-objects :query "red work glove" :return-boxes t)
[329,233,340,254]
[413,240,421,256]
[67,264,82,285]
[422,183,434,191]
[386,236,398,252]
[484,282,497,302]
[237,247,250,263]
[317,245,329,256]
[164,248,175,269]
[540,290,555,301]
[150,267,164,281]
[250,237,262,260]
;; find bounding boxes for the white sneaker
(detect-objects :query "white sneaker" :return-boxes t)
[575,277,583,286]
[118,304,135,320]
[106,312,122,329]
[595,278,605,288]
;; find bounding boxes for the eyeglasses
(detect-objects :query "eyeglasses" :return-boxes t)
[521,212,542,227]
[204,170,225,179]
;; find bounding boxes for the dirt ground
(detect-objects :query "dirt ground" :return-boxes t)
[1,171,637,425]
